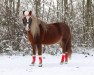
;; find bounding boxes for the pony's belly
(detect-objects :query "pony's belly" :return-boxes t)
[42,36,62,45]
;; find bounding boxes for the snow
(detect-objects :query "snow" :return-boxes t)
[0,53,94,75]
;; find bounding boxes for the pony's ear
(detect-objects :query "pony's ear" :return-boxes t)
[23,11,25,15]
[29,11,32,16]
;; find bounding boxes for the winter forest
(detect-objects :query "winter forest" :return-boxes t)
[0,0,94,75]
[0,0,94,55]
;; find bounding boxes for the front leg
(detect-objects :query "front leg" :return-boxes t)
[37,44,42,67]
[31,44,37,65]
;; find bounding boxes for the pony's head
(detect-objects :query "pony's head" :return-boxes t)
[22,11,32,31]
[22,11,47,38]
[22,11,41,37]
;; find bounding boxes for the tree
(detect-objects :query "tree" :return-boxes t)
[0,0,22,53]
[64,0,68,22]
[33,0,41,17]
[83,0,93,47]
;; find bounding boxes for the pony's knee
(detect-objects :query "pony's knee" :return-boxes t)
[32,50,36,55]
[38,50,42,55]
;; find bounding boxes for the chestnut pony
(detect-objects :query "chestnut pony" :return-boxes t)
[22,11,72,67]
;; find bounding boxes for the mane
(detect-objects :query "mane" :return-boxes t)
[30,15,47,38]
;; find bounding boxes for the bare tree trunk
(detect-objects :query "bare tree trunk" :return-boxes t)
[16,0,20,17]
[70,0,74,20]
[34,0,41,18]
[47,1,51,22]
[83,0,93,47]
[61,0,64,21]
[57,0,59,22]
[42,0,45,20]
[56,0,63,22]
[64,0,68,22]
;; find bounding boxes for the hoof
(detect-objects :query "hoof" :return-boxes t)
[60,61,64,65]
[30,63,35,66]
[38,64,42,67]
[29,64,34,66]
[29,62,35,66]
[65,61,68,64]
[60,61,68,64]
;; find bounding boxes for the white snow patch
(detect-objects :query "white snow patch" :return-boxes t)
[0,53,94,75]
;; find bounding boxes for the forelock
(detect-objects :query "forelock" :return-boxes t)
[24,11,29,16]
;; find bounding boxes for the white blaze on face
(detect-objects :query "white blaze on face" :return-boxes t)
[25,17,30,31]
[25,24,29,31]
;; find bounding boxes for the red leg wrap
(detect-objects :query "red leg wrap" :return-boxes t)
[32,55,36,64]
[61,54,65,62]
[39,57,42,64]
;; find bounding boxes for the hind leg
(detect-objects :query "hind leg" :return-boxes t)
[66,39,72,59]
[60,40,68,64]
[61,37,72,64]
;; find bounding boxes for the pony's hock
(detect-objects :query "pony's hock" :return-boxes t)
[22,11,72,66]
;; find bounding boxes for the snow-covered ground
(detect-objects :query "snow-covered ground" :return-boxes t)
[0,53,94,75]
